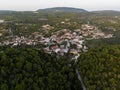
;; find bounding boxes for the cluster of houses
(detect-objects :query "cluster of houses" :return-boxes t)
[80,24,113,39]
[0,22,113,60]
[0,36,37,46]
[42,29,88,59]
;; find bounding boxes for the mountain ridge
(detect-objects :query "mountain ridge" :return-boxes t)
[37,7,88,13]
[0,7,120,12]
[0,7,120,16]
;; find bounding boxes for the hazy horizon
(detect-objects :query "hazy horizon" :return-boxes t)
[0,0,120,11]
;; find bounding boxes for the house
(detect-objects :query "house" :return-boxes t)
[42,24,54,30]
[77,44,82,49]
[81,24,95,30]
[12,43,18,46]
[61,21,65,24]
[60,45,65,49]
[69,49,78,55]
[0,33,2,37]
[0,20,4,23]
[55,48,61,53]
[74,29,81,32]
[50,45,59,50]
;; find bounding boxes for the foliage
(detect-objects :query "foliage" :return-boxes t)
[86,37,120,48]
[77,45,120,90]
[0,47,82,90]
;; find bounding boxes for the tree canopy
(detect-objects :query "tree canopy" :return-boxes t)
[77,45,120,90]
[0,47,82,90]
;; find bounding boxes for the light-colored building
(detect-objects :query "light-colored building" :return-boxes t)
[0,20,4,23]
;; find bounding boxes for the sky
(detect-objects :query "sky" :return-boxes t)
[0,0,120,11]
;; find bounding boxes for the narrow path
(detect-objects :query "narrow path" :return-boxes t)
[76,68,86,90]
[75,53,87,90]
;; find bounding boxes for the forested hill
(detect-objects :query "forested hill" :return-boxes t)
[37,7,88,13]
[77,45,120,90]
[0,47,82,90]
[0,10,16,14]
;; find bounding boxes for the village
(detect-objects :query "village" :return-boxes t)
[0,19,113,60]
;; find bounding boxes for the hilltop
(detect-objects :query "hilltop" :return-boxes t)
[37,7,88,13]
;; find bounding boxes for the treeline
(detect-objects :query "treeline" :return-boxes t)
[77,45,120,90]
[0,47,82,90]
[86,37,120,48]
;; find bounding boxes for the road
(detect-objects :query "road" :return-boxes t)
[75,53,87,90]
[76,68,87,90]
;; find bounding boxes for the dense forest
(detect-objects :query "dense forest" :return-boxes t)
[77,45,120,90]
[1,45,120,90]
[0,47,82,90]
